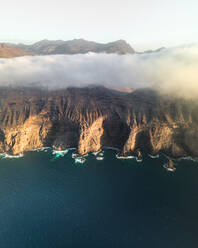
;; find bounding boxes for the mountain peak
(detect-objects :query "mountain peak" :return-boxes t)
[16,39,135,55]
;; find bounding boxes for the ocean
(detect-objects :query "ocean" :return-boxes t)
[0,149,197,248]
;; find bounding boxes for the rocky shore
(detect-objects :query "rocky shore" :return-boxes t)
[0,86,197,158]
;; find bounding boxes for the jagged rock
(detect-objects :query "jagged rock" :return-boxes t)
[0,86,197,158]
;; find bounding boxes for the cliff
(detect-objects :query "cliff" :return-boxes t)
[0,86,197,158]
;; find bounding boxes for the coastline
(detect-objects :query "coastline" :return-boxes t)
[0,146,197,163]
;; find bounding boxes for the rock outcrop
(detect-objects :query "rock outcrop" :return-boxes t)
[0,86,197,158]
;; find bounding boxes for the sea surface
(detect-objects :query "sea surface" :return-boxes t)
[0,149,198,248]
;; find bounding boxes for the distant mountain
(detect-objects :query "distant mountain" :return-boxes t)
[137,47,166,54]
[17,39,135,55]
[8,39,166,56]
[0,43,33,58]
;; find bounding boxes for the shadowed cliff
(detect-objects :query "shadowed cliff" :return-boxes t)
[0,86,197,158]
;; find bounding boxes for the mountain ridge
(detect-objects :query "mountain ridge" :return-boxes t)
[3,39,167,56]
[16,39,135,55]
[0,86,197,159]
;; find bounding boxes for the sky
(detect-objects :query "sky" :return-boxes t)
[1,0,198,50]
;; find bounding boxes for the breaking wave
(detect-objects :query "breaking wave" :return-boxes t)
[0,153,24,159]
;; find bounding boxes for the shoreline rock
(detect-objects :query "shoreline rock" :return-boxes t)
[0,86,197,159]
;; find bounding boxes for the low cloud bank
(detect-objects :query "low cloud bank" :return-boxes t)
[0,44,198,99]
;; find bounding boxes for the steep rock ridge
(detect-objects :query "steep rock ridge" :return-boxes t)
[0,86,197,158]
[78,116,105,155]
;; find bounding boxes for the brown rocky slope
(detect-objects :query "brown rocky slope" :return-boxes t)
[0,86,197,158]
[0,44,33,58]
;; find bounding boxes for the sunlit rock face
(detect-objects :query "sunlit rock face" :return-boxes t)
[0,86,197,158]
[0,43,33,58]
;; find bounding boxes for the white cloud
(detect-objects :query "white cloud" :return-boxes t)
[0,44,198,99]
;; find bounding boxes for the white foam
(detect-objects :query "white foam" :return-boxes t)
[52,150,68,155]
[148,154,159,159]
[67,148,76,151]
[1,153,24,159]
[92,150,101,156]
[116,154,135,159]
[177,156,198,162]
[52,149,69,159]
[29,147,50,152]
[75,158,86,164]
[96,156,104,160]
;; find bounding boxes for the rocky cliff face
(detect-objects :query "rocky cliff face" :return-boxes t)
[0,86,197,158]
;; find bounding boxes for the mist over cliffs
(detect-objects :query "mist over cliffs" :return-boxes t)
[0,43,198,99]
[0,42,197,157]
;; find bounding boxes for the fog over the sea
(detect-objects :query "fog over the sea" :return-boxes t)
[0,44,198,99]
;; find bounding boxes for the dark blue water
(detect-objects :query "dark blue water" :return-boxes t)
[0,149,198,248]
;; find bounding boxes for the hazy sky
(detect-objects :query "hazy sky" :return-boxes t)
[1,0,198,50]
